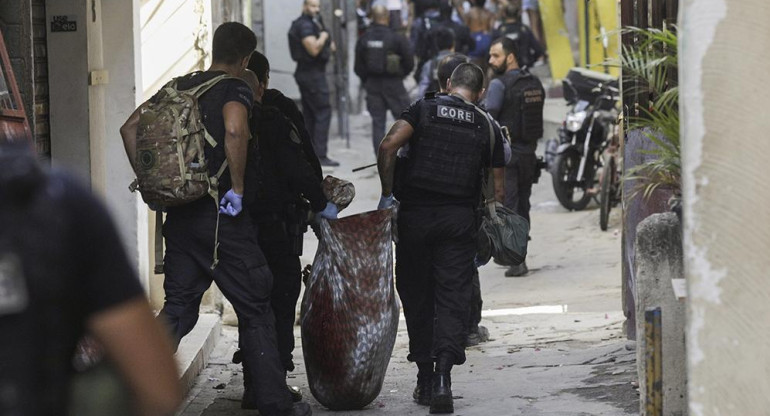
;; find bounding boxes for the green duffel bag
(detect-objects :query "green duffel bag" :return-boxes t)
[469,97,530,267]
[477,203,529,267]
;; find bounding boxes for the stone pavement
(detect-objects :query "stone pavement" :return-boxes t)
[176,95,638,415]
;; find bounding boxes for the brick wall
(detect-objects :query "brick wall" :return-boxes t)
[31,0,48,156]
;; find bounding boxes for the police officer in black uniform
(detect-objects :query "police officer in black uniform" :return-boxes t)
[409,0,442,52]
[121,23,312,416]
[289,0,339,167]
[0,142,182,416]
[435,0,475,55]
[355,5,414,154]
[237,55,337,409]
[485,36,545,277]
[377,63,505,414]
[495,2,544,69]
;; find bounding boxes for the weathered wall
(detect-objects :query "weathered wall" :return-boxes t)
[622,128,673,340]
[140,0,212,101]
[681,1,770,415]
[98,0,149,290]
[264,0,303,99]
[45,0,148,288]
[634,212,686,416]
[45,0,89,180]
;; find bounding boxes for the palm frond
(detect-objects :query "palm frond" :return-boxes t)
[619,25,681,200]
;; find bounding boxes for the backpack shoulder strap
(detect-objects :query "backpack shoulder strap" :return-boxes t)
[449,93,498,214]
[186,74,234,97]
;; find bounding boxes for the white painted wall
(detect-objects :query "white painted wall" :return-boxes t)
[140,0,213,99]
[264,0,303,99]
[99,0,149,289]
[682,0,770,414]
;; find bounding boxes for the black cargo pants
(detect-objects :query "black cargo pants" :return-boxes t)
[395,204,477,365]
[160,203,293,415]
[365,77,410,154]
[296,70,332,159]
[255,218,303,373]
[504,151,538,224]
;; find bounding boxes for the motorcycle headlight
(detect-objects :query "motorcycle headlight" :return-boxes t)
[565,111,587,132]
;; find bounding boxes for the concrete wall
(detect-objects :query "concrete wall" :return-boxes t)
[622,129,673,340]
[45,0,90,180]
[45,0,148,288]
[140,0,212,100]
[98,0,149,289]
[681,1,770,414]
[634,213,686,416]
[264,0,303,99]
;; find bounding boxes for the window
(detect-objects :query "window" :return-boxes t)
[0,29,31,141]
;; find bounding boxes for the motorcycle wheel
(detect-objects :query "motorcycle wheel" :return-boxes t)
[599,156,616,231]
[552,151,594,211]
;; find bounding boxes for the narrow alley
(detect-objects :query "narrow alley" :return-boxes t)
[178,101,638,416]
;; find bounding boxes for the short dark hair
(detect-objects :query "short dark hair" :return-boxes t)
[434,27,456,52]
[437,53,469,91]
[212,22,257,65]
[248,52,270,84]
[502,2,521,20]
[449,62,485,93]
[491,36,520,64]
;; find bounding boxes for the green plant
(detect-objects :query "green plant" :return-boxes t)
[619,26,681,199]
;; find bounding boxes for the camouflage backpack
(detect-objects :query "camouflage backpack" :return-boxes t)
[129,74,231,208]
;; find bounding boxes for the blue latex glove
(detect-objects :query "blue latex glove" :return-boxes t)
[378,194,395,210]
[219,189,243,216]
[317,201,339,220]
[473,254,488,268]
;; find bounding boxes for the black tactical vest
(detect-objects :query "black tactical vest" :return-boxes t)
[363,26,401,76]
[498,70,545,151]
[289,15,331,66]
[249,105,301,215]
[405,95,489,199]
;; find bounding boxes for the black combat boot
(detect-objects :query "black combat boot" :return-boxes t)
[430,354,454,414]
[413,361,434,405]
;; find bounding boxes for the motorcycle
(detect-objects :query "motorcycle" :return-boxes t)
[546,68,620,211]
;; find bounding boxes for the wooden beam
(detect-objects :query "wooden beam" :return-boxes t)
[666,0,678,27]
[651,0,664,28]
[637,0,649,28]
[645,307,663,416]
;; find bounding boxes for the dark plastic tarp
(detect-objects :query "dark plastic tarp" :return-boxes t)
[300,208,398,410]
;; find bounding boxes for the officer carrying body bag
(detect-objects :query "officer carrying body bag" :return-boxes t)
[128,74,233,272]
[476,116,530,266]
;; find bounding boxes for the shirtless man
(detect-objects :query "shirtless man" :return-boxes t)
[460,0,495,68]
